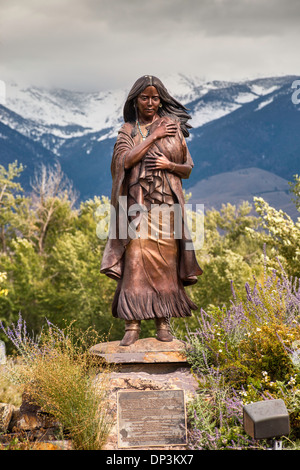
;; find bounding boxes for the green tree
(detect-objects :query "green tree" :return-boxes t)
[1,160,299,347]
[289,174,300,211]
[185,201,263,331]
[29,162,78,254]
[44,196,122,339]
[0,161,28,253]
[253,196,300,277]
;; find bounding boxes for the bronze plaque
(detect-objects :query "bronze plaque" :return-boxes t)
[117,389,187,448]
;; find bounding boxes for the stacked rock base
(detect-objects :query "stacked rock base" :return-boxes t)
[90,337,199,450]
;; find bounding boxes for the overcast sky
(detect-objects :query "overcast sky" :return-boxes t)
[0,0,299,92]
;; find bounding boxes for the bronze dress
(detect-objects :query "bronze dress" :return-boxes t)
[100,115,202,321]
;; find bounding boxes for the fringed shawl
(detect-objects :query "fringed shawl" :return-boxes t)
[100,115,203,285]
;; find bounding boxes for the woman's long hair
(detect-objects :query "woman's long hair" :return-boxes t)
[123,75,192,137]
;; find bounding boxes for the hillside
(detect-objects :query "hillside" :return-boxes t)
[188,167,298,220]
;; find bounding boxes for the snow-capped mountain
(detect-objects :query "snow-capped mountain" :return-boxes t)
[0,73,299,217]
[1,74,291,148]
[0,81,127,151]
[0,74,211,145]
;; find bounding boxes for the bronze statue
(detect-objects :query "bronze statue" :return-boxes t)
[100,75,202,346]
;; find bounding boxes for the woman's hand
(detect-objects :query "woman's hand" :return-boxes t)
[145,151,173,171]
[124,120,177,170]
[145,151,192,178]
[152,120,177,141]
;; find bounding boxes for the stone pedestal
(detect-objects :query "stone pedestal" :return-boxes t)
[90,338,198,450]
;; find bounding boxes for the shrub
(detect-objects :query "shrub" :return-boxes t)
[187,370,262,450]
[186,259,300,446]
[0,315,113,450]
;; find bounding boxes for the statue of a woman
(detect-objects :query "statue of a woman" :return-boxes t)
[101,75,202,346]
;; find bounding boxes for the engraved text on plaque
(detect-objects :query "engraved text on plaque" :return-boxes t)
[117,389,187,448]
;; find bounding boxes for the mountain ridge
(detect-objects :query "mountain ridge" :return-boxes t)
[0,74,299,218]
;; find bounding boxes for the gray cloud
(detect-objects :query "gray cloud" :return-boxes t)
[71,0,300,36]
[0,0,299,91]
